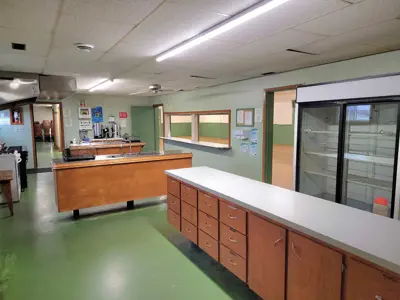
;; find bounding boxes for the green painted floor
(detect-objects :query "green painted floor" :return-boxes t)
[0,173,258,300]
[36,142,62,168]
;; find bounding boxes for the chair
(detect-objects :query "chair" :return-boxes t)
[0,170,13,216]
[42,120,51,142]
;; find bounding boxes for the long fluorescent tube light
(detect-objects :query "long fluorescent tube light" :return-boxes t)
[156,0,290,62]
[89,79,115,92]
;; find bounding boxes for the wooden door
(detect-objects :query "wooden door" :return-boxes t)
[287,231,343,300]
[248,213,286,300]
[345,258,400,300]
[131,106,155,151]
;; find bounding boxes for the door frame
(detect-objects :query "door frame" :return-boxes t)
[153,104,164,151]
[262,85,300,183]
[30,101,65,169]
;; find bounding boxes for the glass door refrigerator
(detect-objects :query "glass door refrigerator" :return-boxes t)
[295,97,400,219]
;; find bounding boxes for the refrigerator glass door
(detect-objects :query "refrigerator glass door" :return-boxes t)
[298,105,340,202]
[341,103,398,216]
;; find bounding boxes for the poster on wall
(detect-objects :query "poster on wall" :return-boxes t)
[250,129,258,143]
[92,106,103,123]
[78,107,91,119]
[79,120,92,130]
[249,143,257,156]
[236,108,254,127]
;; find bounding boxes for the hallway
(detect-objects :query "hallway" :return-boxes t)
[0,173,256,300]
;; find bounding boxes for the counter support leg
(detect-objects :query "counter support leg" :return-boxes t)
[127,201,135,210]
[73,210,80,219]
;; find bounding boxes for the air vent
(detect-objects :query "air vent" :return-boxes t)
[12,43,26,51]
[261,72,276,76]
[190,75,216,80]
[286,49,317,55]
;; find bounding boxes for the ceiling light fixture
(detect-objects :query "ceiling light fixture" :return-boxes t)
[156,0,291,62]
[75,43,94,52]
[89,79,115,92]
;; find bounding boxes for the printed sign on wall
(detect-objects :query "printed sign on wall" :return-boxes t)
[92,106,103,123]
[119,112,128,119]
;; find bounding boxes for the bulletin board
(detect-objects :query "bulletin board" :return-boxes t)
[236,108,254,127]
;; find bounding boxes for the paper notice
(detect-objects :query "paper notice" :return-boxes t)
[250,143,257,156]
[240,143,249,153]
[250,129,258,143]
[244,110,253,126]
[237,110,244,124]
[255,108,262,123]
[120,119,127,128]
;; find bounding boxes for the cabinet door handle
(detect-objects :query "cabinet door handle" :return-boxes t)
[171,201,176,204]
[205,242,211,248]
[229,237,237,243]
[205,223,211,227]
[274,237,284,246]
[228,205,237,210]
[185,228,191,233]
[228,259,237,266]
[228,214,237,219]
[205,194,211,198]
[206,202,212,208]
[375,296,382,300]
[171,180,176,183]
[292,242,301,259]
[171,217,176,221]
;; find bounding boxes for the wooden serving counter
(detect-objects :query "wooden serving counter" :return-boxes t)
[51,151,192,217]
[69,142,146,156]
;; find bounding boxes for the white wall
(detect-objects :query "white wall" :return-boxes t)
[62,94,151,144]
[274,90,296,125]
[33,106,53,123]
[53,104,61,149]
[154,50,400,181]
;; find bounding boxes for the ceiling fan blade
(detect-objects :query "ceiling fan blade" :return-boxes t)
[129,90,148,95]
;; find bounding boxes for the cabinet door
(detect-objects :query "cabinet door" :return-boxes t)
[345,258,400,300]
[287,232,343,300]
[248,214,286,300]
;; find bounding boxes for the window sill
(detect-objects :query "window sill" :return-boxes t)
[161,137,231,150]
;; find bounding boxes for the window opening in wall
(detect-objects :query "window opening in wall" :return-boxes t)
[170,115,192,141]
[199,114,230,145]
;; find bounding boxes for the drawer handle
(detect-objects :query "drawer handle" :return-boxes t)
[172,217,176,221]
[228,205,237,210]
[185,228,191,233]
[228,237,237,243]
[228,214,237,219]
[206,202,212,208]
[205,223,211,227]
[375,296,382,300]
[228,259,237,266]
[186,186,191,190]
[274,237,284,246]
[171,201,176,204]
[171,180,176,183]
[292,242,301,259]
[205,242,211,248]
[205,194,211,198]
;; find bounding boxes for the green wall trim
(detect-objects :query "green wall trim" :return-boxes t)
[171,123,229,138]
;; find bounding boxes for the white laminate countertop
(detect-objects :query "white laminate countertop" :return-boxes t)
[165,166,400,275]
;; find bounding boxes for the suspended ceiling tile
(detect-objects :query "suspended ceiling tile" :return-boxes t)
[214,0,348,44]
[99,43,148,66]
[223,29,326,60]
[53,14,133,51]
[0,53,46,73]
[62,0,163,25]
[295,0,400,36]
[0,27,51,56]
[0,0,61,33]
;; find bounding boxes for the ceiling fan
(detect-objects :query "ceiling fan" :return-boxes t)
[129,84,179,95]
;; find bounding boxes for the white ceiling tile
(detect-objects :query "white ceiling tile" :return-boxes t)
[53,14,133,51]
[62,0,163,25]
[76,76,109,91]
[214,0,348,44]
[167,0,260,16]
[223,29,325,60]
[99,43,147,66]
[0,28,51,56]
[295,0,400,36]
[0,53,46,73]
[0,0,61,32]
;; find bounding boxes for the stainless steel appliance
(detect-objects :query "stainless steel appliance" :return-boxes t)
[294,74,400,219]
[93,123,102,138]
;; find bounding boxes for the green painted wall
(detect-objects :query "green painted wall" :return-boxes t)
[199,123,229,138]
[273,125,294,145]
[171,123,191,137]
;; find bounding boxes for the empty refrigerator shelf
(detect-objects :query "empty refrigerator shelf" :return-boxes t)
[304,129,395,137]
[304,170,392,191]
[314,193,374,212]
[305,151,394,166]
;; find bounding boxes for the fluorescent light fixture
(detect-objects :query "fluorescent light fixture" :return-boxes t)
[156,0,290,62]
[89,79,115,92]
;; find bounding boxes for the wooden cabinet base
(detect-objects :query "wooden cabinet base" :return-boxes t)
[220,244,247,282]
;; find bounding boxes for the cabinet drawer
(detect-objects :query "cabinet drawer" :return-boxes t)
[198,211,219,240]
[220,223,247,259]
[198,230,219,261]
[182,219,197,245]
[167,194,180,215]
[181,184,198,207]
[167,177,180,198]
[345,258,400,300]
[198,191,218,219]
[220,244,247,282]
[220,201,247,235]
[168,209,180,231]
[181,201,197,226]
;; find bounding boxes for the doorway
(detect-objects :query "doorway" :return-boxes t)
[263,87,298,190]
[31,103,64,170]
[154,104,164,152]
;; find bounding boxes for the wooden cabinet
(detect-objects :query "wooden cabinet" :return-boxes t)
[198,191,218,219]
[181,201,197,226]
[248,213,286,300]
[182,219,197,244]
[198,211,219,240]
[287,232,343,300]
[167,177,180,198]
[167,194,180,215]
[219,201,247,235]
[220,223,247,259]
[220,244,247,282]
[345,258,400,300]
[198,230,219,261]
[181,184,197,207]
[168,209,180,231]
